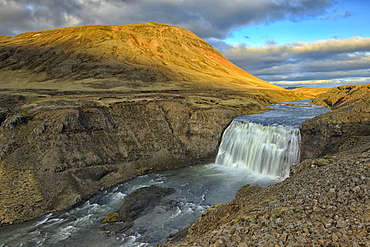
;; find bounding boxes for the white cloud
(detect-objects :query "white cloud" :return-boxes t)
[221,37,370,85]
[274,77,370,88]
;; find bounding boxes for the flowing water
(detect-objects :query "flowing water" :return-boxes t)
[0,100,330,247]
[215,122,301,178]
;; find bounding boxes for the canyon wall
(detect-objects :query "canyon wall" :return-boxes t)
[0,92,250,224]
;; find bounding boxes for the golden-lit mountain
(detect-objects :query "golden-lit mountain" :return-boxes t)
[0,22,281,91]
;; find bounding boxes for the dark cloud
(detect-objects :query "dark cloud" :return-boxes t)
[206,38,233,51]
[0,0,85,35]
[0,0,337,38]
[223,37,370,84]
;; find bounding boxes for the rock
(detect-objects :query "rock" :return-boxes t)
[313,84,370,109]
[100,185,176,235]
[300,84,370,160]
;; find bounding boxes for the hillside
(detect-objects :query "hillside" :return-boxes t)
[0,22,281,92]
[301,84,370,159]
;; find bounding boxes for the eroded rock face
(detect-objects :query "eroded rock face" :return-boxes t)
[0,97,241,225]
[300,85,370,160]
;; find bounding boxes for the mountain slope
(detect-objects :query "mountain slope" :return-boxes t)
[0,22,280,91]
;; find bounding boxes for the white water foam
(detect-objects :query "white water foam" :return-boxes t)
[33,213,54,227]
[215,121,301,178]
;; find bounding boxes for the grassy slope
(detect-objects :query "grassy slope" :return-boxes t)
[0,22,332,118]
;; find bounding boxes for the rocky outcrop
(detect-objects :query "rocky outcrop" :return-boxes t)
[313,84,370,109]
[300,84,370,159]
[100,185,176,236]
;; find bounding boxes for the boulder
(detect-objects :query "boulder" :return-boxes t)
[100,185,176,235]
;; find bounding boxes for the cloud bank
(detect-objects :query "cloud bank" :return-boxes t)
[222,36,370,86]
[0,0,336,38]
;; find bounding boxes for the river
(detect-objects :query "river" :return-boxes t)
[0,100,330,247]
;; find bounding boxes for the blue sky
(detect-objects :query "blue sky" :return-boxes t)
[219,0,370,87]
[0,0,369,88]
[226,0,368,47]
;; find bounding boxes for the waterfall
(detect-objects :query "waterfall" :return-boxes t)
[215,121,301,178]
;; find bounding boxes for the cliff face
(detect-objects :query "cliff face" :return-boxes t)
[300,84,370,160]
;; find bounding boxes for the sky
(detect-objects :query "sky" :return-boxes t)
[0,0,369,88]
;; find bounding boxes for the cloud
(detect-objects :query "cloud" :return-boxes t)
[273,77,370,89]
[266,40,278,45]
[321,10,352,20]
[222,36,370,84]
[0,0,337,38]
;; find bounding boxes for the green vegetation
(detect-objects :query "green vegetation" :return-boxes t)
[101,211,119,224]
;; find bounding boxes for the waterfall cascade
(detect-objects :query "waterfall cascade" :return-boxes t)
[215,121,301,178]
